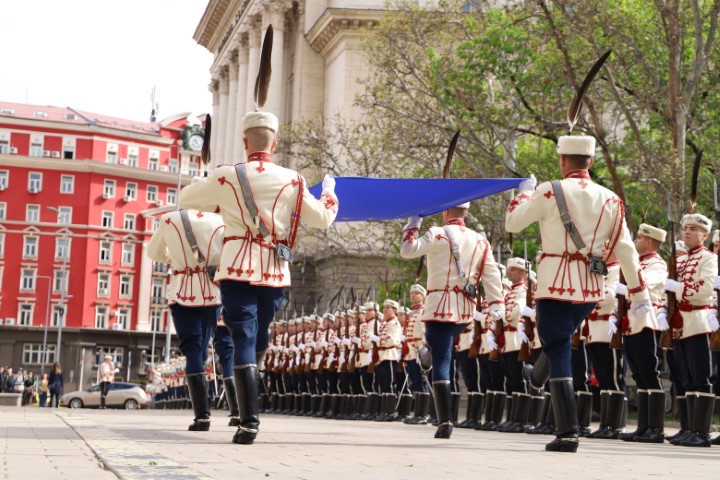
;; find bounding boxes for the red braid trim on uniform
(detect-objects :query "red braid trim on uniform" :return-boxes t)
[563,170,591,180]
[247,152,272,163]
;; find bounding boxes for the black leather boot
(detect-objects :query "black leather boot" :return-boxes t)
[497,395,515,430]
[523,352,550,395]
[310,394,322,417]
[665,396,687,442]
[458,392,478,428]
[335,394,350,420]
[433,381,454,439]
[592,391,625,440]
[350,395,366,420]
[481,391,506,431]
[361,393,379,420]
[620,389,648,441]
[586,391,608,438]
[504,393,532,433]
[316,394,330,418]
[678,392,714,447]
[396,393,413,421]
[545,379,579,452]
[527,394,544,428]
[636,389,665,443]
[451,392,461,425]
[232,365,259,445]
[223,377,240,427]
[475,391,495,430]
[186,373,211,431]
[302,392,313,416]
[526,392,551,434]
[576,391,593,437]
[270,393,281,413]
[405,392,430,424]
[671,394,695,445]
[342,394,356,420]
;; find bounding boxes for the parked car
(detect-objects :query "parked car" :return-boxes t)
[60,382,149,410]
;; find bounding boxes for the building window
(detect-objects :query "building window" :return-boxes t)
[121,243,134,265]
[96,347,123,366]
[0,234,4,259]
[51,305,65,327]
[128,153,138,168]
[55,237,70,261]
[60,175,74,194]
[0,140,8,155]
[95,307,108,329]
[62,145,75,159]
[28,172,42,193]
[0,202,5,220]
[188,160,198,177]
[150,309,163,332]
[101,211,114,228]
[107,150,117,164]
[53,269,68,294]
[0,170,8,189]
[20,268,36,292]
[169,160,178,174]
[22,343,56,365]
[123,214,135,230]
[57,206,72,224]
[151,278,165,304]
[103,179,116,198]
[18,303,33,326]
[30,142,43,157]
[153,261,167,274]
[99,241,112,264]
[116,308,130,329]
[146,185,158,202]
[148,158,158,171]
[167,188,177,205]
[152,218,160,231]
[125,182,137,200]
[23,236,38,259]
[26,205,40,223]
[119,275,132,298]
[98,273,110,296]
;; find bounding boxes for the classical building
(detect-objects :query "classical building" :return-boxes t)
[0,101,208,389]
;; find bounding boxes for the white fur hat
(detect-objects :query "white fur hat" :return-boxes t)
[456,202,470,209]
[383,299,400,310]
[241,111,278,133]
[410,284,427,296]
[637,223,667,243]
[363,301,379,311]
[557,135,596,156]
[681,213,712,233]
[506,257,528,271]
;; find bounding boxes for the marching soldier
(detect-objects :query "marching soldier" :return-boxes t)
[663,213,718,447]
[401,202,505,439]
[475,296,507,432]
[506,135,652,452]
[372,299,403,421]
[146,208,224,431]
[358,302,380,420]
[403,285,431,425]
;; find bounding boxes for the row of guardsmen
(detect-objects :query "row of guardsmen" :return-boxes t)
[249,219,720,447]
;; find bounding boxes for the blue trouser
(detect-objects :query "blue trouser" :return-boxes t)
[358,366,374,394]
[537,299,596,378]
[375,360,396,393]
[673,334,713,393]
[405,360,427,393]
[219,281,283,366]
[623,328,662,390]
[213,325,234,379]
[338,372,353,394]
[169,304,220,374]
[478,353,504,392]
[394,365,407,393]
[425,322,467,383]
[500,350,524,393]
[456,349,480,392]
[586,342,625,391]
[571,342,590,392]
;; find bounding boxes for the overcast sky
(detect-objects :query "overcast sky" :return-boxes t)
[0,0,214,123]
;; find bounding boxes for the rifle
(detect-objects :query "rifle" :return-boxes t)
[368,294,380,373]
[711,179,720,351]
[317,317,329,374]
[660,191,677,350]
[518,240,534,362]
[610,270,626,351]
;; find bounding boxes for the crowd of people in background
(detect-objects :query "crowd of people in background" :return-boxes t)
[0,363,63,407]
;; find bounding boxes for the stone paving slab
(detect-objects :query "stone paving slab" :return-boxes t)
[1,406,718,480]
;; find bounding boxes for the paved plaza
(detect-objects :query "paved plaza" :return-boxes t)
[0,406,717,480]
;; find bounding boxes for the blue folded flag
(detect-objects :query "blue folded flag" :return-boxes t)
[309,177,526,222]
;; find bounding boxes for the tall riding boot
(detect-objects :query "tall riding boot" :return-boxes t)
[362,393,380,421]
[458,392,478,428]
[451,392,461,425]
[481,391,507,431]
[528,395,544,426]
[576,391,593,437]
[620,389,648,441]
[351,395,366,421]
[405,392,430,424]
[327,394,340,419]
[223,377,240,427]
[523,352,550,394]
[433,381,454,439]
[586,391,609,438]
[539,392,556,435]
[679,392,714,447]
[186,373,211,431]
[385,393,398,422]
[636,389,665,443]
[473,393,485,426]
[526,392,551,433]
[510,393,532,433]
[475,391,495,430]
[336,394,350,420]
[428,392,438,425]
[343,394,357,420]
[396,393,413,421]
[671,394,695,445]
[665,396,687,442]
[232,365,259,445]
[545,378,579,452]
[592,391,624,439]
[310,394,322,417]
[498,395,515,430]
[316,394,330,418]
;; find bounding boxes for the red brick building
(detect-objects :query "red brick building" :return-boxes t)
[0,101,206,388]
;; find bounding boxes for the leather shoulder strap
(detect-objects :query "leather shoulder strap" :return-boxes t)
[234,163,271,238]
[551,180,586,252]
[179,209,205,264]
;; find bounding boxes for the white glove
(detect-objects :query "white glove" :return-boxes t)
[521,306,535,319]
[486,330,498,351]
[657,312,669,331]
[664,279,680,293]
[473,311,484,322]
[405,215,422,230]
[333,337,341,345]
[519,174,537,194]
[289,359,294,368]
[290,346,299,353]
[352,337,360,345]
[322,174,336,192]
[489,310,504,321]
[371,334,380,343]
[713,276,720,290]
[349,351,355,360]
[517,322,529,343]
[319,340,327,348]
[709,313,719,332]
[607,315,618,335]
[304,353,310,363]
[299,343,305,350]
[273,359,279,367]
[631,300,652,318]
[309,341,316,348]
[615,283,628,297]
[339,354,346,364]
[328,353,335,362]
[400,335,406,342]
[342,338,350,346]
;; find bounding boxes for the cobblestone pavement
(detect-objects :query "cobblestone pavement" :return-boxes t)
[1,406,717,480]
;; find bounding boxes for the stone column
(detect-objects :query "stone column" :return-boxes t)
[262,1,289,124]
[135,242,153,332]
[208,80,220,170]
[245,16,262,113]
[224,50,239,164]
[233,36,250,161]
[216,68,230,166]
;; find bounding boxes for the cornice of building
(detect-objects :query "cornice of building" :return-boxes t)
[305,8,385,55]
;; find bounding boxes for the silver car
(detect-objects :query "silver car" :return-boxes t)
[60,382,150,410]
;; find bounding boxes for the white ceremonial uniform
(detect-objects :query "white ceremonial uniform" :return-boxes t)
[672,245,717,339]
[402,305,425,361]
[401,220,505,323]
[505,173,650,306]
[178,159,338,287]
[503,282,527,352]
[625,252,667,334]
[586,263,619,344]
[146,210,225,307]
[377,316,402,363]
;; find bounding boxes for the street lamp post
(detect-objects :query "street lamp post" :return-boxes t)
[36,275,52,376]
[47,206,69,364]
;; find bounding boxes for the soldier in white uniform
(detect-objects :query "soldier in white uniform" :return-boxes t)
[505,135,651,453]
[371,299,403,421]
[402,285,431,425]
[146,209,225,431]
[663,213,718,447]
[179,111,338,444]
[401,202,504,439]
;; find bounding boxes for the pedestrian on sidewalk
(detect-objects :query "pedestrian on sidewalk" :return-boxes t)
[38,373,49,407]
[49,363,63,408]
[99,355,115,409]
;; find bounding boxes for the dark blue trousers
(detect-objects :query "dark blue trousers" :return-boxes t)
[213,325,234,378]
[425,322,467,383]
[623,328,662,390]
[673,334,713,393]
[405,359,428,393]
[478,353,504,392]
[169,304,220,374]
[586,342,625,391]
[457,349,480,392]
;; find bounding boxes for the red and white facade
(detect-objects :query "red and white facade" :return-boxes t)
[0,101,203,362]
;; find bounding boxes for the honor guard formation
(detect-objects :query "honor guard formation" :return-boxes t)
[144,28,719,453]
